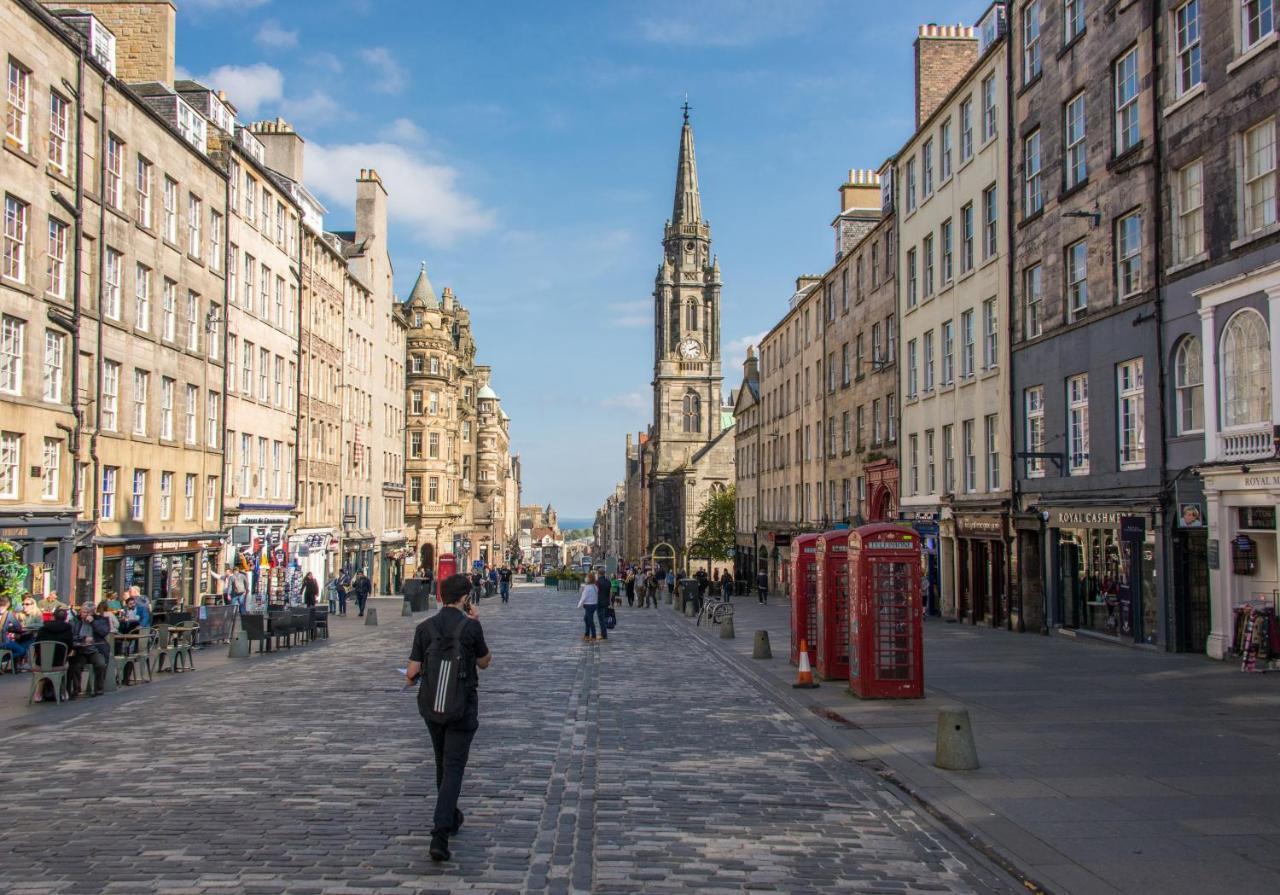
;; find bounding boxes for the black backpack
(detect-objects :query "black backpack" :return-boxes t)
[419,611,471,724]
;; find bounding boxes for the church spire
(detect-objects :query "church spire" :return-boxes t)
[671,104,702,226]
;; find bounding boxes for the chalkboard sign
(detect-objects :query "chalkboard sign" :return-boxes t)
[1207,539,1219,570]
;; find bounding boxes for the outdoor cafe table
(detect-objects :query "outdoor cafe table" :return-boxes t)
[112,632,146,685]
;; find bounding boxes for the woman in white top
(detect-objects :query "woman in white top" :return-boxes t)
[576,578,599,641]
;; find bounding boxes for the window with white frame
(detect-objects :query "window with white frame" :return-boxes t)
[924,329,936,391]
[1066,239,1089,320]
[922,139,934,196]
[101,360,119,431]
[1117,358,1146,468]
[184,384,197,444]
[887,393,897,442]
[244,173,256,221]
[41,437,59,501]
[160,376,173,440]
[105,135,124,209]
[1174,1,1202,97]
[909,434,920,495]
[162,279,176,342]
[239,433,250,495]
[941,219,953,283]
[873,400,883,445]
[273,355,283,406]
[242,253,255,307]
[100,466,117,519]
[961,202,974,273]
[1024,0,1043,83]
[905,157,917,212]
[963,419,976,492]
[186,291,199,351]
[6,59,30,151]
[206,391,219,448]
[187,194,204,259]
[159,470,172,520]
[1242,118,1277,236]
[940,119,953,180]
[942,320,955,385]
[205,476,217,520]
[1116,211,1143,298]
[923,234,935,296]
[162,177,177,243]
[43,329,63,403]
[0,315,22,395]
[258,347,269,401]
[132,368,148,436]
[907,338,919,398]
[1065,92,1087,188]
[47,218,68,299]
[1174,335,1204,434]
[210,210,223,270]
[983,184,998,258]
[982,73,998,141]
[131,469,146,521]
[1220,309,1271,427]
[926,429,936,493]
[102,248,122,320]
[943,424,956,493]
[0,431,18,499]
[985,414,1000,490]
[1175,159,1205,261]
[48,91,69,173]
[1025,386,1045,477]
[258,263,269,317]
[4,194,29,283]
[135,157,152,226]
[983,298,998,369]
[1024,264,1043,338]
[961,310,975,378]
[186,473,197,520]
[907,248,918,307]
[1024,130,1043,215]
[134,263,150,332]
[960,97,974,161]
[1240,0,1275,53]
[1065,0,1085,42]
[1114,47,1141,154]
[1067,373,1090,474]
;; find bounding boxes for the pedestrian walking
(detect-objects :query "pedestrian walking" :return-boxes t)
[577,575,600,641]
[665,569,675,597]
[645,571,659,608]
[624,572,635,608]
[224,564,249,612]
[721,571,734,600]
[333,573,349,615]
[756,569,768,604]
[499,567,511,603]
[302,572,319,608]
[352,571,372,617]
[406,574,491,863]
[596,572,612,639]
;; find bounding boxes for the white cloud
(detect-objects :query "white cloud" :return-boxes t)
[636,0,823,48]
[610,301,651,328]
[196,63,283,116]
[254,20,298,48]
[281,91,343,127]
[379,118,425,144]
[600,391,649,411]
[309,52,344,74]
[306,141,494,246]
[359,47,407,94]
[725,331,766,374]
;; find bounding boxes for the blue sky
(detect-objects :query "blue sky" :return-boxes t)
[176,0,988,516]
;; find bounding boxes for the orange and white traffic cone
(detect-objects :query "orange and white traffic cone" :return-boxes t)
[792,639,818,689]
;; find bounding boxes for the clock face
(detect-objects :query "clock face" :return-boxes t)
[678,338,702,359]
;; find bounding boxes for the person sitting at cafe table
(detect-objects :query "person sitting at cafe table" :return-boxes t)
[119,595,144,635]
[32,608,74,701]
[127,587,152,626]
[19,596,43,635]
[0,596,29,669]
[97,601,121,635]
[69,603,110,698]
[39,591,65,613]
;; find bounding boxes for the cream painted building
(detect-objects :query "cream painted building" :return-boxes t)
[896,20,1012,623]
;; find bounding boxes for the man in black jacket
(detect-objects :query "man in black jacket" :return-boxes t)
[68,603,110,697]
[352,571,372,616]
[406,574,492,863]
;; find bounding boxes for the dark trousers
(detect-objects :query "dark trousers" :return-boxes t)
[758,586,768,604]
[425,717,477,836]
[583,605,597,637]
[68,649,107,695]
[595,603,609,639]
[356,593,368,615]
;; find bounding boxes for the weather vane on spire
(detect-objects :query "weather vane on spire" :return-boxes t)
[682,94,691,123]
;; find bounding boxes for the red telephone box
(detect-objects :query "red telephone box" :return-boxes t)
[814,529,851,681]
[789,533,821,665]
[848,524,924,699]
[436,552,457,605]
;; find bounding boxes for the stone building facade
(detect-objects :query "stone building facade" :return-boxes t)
[897,14,1013,625]
[1010,0,1166,644]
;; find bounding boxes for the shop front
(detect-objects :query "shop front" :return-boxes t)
[380,533,408,594]
[950,511,1011,628]
[1201,468,1280,660]
[342,533,375,579]
[0,514,79,601]
[288,528,336,586]
[100,535,223,612]
[901,511,941,616]
[1048,507,1159,645]
[228,514,293,610]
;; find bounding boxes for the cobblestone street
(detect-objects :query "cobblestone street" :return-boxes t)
[0,583,1010,895]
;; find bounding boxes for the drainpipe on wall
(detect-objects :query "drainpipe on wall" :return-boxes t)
[87,71,110,600]
[1149,0,1171,648]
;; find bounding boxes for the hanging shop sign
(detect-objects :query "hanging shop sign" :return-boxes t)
[955,516,1004,537]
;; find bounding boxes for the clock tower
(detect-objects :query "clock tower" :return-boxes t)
[647,106,730,558]
[652,106,723,456]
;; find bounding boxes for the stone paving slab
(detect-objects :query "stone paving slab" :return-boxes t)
[0,584,1009,895]
[677,593,1280,895]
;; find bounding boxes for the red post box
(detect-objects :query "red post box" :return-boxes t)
[814,529,851,681]
[789,533,821,665]
[848,524,924,699]
[436,552,457,605]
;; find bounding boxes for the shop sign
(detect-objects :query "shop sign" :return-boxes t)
[240,515,291,526]
[125,539,199,554]
[768,532,792,546]
[955,516,1003,537]
[1243,473,1280,489]
[867,540,915,550]
[1120,516,1146,541]
[0,527,30,538]
[1049,509,1124,528]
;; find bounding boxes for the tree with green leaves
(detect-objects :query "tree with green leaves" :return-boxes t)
[690,485,735,573]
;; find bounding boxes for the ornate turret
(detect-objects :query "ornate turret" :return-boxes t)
[408,262,438,308]
[671,104,702,227]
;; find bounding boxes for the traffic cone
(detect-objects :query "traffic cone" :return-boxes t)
[792,639,818,689]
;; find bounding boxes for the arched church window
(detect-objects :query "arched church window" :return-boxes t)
[682,390,702,433]
[1220,309,1270,428]
[686,300,698,331]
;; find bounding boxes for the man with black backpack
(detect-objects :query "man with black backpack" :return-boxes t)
[406,574,492,862]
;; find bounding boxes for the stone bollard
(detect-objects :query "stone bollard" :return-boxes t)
[752,630,772,659]
[104,656,119,692]
[684,600,696,618]
[227,631,251,658]
[720,614,735,639]
[365,607,379,627]
[401,600,413,617]
[934,706,980,770]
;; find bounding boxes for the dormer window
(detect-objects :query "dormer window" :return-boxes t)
[175,98,206,152]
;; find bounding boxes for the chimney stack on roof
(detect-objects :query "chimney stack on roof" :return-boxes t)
[914,22,978,128]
